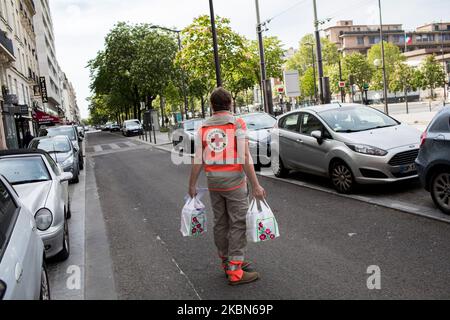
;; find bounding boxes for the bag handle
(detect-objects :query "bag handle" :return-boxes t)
[250,198,270,213]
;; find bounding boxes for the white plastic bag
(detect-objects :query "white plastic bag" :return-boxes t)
[246,199,280,243]
[180,190,207,237]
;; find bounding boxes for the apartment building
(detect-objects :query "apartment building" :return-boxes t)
[61,72,79,123]
[34,0,61,116]
[0,0,40,149]
[325,20,450,56]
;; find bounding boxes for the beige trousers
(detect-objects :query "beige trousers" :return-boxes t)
[209,185,249,262]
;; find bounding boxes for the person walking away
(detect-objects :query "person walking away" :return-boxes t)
[188,87,266,286]
[23,131,34,148]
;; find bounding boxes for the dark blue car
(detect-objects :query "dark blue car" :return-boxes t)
[416,107,450,215]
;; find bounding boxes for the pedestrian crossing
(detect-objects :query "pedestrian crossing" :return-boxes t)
[86,140,146,154]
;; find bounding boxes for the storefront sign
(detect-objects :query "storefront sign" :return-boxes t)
[39,77,49,103]
[32,109,60,125]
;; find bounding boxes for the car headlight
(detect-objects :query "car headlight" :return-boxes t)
[35,208,53,231]
[346,144,388,156]
[62,156,74,167]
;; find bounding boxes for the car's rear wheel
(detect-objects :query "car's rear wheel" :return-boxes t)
[431,171,450,215]
[54,220,70,262]
[40,261,51,300]
[331,161,355,194]
[272,155,289,178]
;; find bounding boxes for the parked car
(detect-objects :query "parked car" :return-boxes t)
[416,107,450,215]
[77,126,85,138]
[102,123,111,131]
[271,104,422,193]
[0,150,72,261]
[172,119,204,154]
[122,119,143,136]
[110,123,120,132]
[29,135,80,183]
[237,113,277,170]
[39,125,84,171]
[0,175,50,300]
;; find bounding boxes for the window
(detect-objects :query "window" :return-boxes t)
[320,107,399,132]
[369,36,380,44]
[280,113,300,132]
[0,157,51,185]
[357,36,364,45]
[0,180,19,260]
[430,115,450,133]
[300,113,326,136]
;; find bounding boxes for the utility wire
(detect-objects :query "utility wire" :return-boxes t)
[262,0,311,25]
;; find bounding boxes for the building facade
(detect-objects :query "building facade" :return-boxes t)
[0,0,40,149]
[0,0,78,150]
[61,72,79,124]
[34,0,61,117]
[325,20,450,56]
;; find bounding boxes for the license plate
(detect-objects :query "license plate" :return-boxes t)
[401,163,417,174]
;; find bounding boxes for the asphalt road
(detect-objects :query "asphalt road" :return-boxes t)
[86,131,450,300]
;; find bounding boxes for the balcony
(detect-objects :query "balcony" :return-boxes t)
[0,30,14,64]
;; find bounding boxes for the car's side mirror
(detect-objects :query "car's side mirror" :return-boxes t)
[78,137,83,143]
[311,130,323,144]
[60,172,73,183]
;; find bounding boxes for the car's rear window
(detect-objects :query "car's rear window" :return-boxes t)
[429,114,450,133]
[0,157,51,185]
[41,127,76,140]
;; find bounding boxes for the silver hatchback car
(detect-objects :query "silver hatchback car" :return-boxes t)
[0,175,50,300]
[0,150,72,261]
[271,104,422,193]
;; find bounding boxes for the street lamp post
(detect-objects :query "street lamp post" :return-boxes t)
[255,0,274,115]
[150,25,190,120]
[209,0,222,87]
[338,49,345,103]
[378,0,389,114]
[305,43,318,103]
[441,24,447,106]
[313,0,325,104]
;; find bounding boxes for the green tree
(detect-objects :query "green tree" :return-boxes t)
[131,27,178,109]
[390,62,423,110]
[300,67,317,99]
[342,52,373,95]
[367,41,405,90]
[249,36,285,85]
[420,55,446,100]
[285,34,339,75]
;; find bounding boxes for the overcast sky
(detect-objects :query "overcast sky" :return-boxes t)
[49,0,448,119]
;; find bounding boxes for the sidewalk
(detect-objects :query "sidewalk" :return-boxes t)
[393,111,439,131]
[134,129,172,146]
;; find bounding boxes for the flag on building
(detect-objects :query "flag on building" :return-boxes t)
[405,34,413,45]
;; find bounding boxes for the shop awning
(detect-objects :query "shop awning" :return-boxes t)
[32,110,60,125]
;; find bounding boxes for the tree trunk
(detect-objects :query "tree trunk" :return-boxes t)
[201,96,206,119]
[405,89,409,114]
[160,96,165,128]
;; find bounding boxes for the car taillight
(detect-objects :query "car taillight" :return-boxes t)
[420,131,427,147]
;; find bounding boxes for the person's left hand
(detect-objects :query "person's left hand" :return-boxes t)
[189,185,198,199]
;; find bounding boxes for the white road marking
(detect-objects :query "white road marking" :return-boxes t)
[156,235,202,300]
[93,145,103,153]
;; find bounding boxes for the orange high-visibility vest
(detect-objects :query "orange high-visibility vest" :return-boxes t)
[199,112,247,191]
